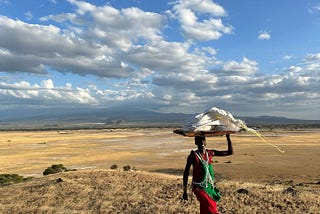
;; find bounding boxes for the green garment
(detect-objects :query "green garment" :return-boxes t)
[194,150,221,201]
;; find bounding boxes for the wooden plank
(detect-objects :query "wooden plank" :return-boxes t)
[173,129,236,137]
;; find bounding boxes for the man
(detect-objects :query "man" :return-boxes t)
[182,134,233,214]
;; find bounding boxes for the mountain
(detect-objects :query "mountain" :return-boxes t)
[0,107,187,123]
[0,107,319,130]
[239,115,320,125]
[0,107,192,129]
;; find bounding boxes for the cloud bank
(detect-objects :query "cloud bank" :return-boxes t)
[0,0,319,119]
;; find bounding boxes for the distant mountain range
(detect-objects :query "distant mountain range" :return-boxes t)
[0,107,319,130]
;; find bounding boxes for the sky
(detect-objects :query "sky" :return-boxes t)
[0,0,319,120]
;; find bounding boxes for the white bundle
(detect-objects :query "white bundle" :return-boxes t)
[181,107,246,134]
[175,107,285,153]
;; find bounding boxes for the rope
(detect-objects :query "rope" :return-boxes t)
[239,121,285,153]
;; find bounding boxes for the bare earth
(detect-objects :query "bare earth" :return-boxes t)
[0,128,319,184]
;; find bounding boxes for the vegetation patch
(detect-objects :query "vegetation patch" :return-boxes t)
[0,174,33,187]
[43,164,76,176]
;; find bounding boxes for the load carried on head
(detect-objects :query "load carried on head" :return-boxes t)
[174,107,247,137]
[174,106,284,153]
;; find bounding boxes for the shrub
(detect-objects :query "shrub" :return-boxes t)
[123,165,131,171]
[110,164,118,170]
[0,174,33,187]
[43,164,76,176]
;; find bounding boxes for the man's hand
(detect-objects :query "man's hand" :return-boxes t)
[182,191,188,200]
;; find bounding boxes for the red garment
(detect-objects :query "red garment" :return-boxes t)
[188,150,215,183]
[187,150,219,214]
[193,186,219,214]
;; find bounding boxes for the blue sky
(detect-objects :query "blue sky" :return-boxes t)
[0,0,319,120]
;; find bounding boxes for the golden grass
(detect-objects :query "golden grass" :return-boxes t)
[0,128,319,213]
[0,170,319,213]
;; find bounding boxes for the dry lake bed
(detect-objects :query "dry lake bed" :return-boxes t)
[0,128,319,184]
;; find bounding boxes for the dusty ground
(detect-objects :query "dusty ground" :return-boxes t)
[0,128,319,184]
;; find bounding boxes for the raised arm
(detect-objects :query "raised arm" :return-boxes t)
[213,134,234,156]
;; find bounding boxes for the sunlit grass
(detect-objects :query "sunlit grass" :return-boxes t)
[0,170,319,213]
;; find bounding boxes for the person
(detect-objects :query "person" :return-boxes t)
[182,134,234,214]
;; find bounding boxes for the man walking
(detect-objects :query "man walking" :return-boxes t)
[183,134,234,214]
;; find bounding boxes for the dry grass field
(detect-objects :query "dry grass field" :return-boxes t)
[0,170,319,213]
[0,128,319,213]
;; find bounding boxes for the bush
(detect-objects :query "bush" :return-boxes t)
[43,164,76,176]
[110,164,118,170]
[123,165,131,171]
[0,174,32,186]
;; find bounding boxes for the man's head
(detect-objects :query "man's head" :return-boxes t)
[195,135,206,151]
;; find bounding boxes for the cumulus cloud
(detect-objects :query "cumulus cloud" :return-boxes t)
[172,0,232,41]
[0,1,319,119]
[284,66,303,73]
[153,70,217,91]
[125,41,208,74]
[301,52,320,73]
[306,53,320,61]
[178,0,226,16]
[60,2,165,50]
[258,32,271,40]
[0,79,97,105]
[0,1,170,79]
[222,57,258,75]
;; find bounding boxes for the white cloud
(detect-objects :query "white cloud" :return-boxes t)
[153,70,218,92]
[309,4,320,13]
[0,1,320,119]
[306,53,320,61]
[67,0,96,15]
[0,16,134,78]
[282,55,293,60]
[40,13,77,22]
[125,40,207,74]
[258,32,271,40]
[172,0,232,41]
[0,79,97,105]
[179,0,226,16]
[222,57,258,74]
[24,11,33,20]
[304,53,320,72]
[201,47,217,56]
[284,66,303,72]
[90,6,164,46]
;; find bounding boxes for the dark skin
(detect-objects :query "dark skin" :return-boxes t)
[182,134,233,200]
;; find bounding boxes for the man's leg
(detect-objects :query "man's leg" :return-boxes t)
[193,187,219,214]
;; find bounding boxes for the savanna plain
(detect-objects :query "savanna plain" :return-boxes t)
[0,127,319,213]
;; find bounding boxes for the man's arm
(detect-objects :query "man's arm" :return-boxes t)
[182,153,193,200]
[213,134,234,156]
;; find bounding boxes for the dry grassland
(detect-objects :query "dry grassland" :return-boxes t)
[0,128,319,213]
[0,170,319,213]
